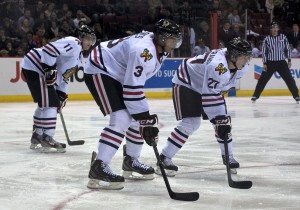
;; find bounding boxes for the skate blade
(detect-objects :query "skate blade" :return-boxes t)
[87,179,124,190]
[40,147,66,153]
[230,168,237,174]
[155,167,176,177]
[123,171,154,180]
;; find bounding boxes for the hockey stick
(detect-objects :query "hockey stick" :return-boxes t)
[59,111,85,146]
[224,134,252,189]
[152,142,199,201]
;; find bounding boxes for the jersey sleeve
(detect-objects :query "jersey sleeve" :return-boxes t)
[201,62,229,120]
[123,47,156,117]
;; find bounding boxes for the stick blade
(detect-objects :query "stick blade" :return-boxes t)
[68,140,85,146]
[170,192,200,201]
[229,180,252,189]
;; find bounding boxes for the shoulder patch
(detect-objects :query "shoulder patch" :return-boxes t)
[140,48,153,62]
[215,63,227,75]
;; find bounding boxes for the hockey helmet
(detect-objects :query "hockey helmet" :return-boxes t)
[154,19,182,48]
[76,25,96,46]
[227,37,252,61]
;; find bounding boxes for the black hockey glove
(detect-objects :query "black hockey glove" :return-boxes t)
[138,114,159,146]
[212,115,231,139]
[41,62,57,72]
[45,70,57,86]
[56,90,68,112]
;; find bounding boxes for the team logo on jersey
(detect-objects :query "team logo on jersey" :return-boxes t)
[140,48,153,62]
[162,20,170,28]
[215,63,227,75]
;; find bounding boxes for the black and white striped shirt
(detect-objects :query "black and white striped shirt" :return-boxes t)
[262,33,291,63]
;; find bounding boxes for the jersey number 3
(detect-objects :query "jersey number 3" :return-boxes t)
[134,66,143,77]
[208,78,220,88]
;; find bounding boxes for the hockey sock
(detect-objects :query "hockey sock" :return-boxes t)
[125,126,143,159]
[33,107,43,135]
[34,107,57,137]
[218,136,233,156]
[162,127,189,159]
[97,126,125,164]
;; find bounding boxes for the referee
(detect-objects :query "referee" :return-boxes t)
[251,21,300,103]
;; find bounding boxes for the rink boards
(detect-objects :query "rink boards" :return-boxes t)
[1,57,300,102]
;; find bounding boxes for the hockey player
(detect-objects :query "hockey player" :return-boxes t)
[156,37,252,177]
[84,19,182,190]
[22,25,96,153]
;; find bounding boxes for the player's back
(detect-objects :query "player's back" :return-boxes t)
[99,31,156,82]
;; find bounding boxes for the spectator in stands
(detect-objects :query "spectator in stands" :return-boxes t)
[25,32,37,53]
[228,9,244,28]
[251,41,263,57]
[5,41,16,56]
[13,0,26,20]
[192,38,210,56]
[157,5,173,20]
[60,20,75,36]
[265,0,274,20]
[17,18,33,40]
[179,20,196,56]
[0,28,8,50]
[0,3,16,21]
[16,47,25,57]
[218,40,225,48]
[290,43,299,58]
[32,1,45,19]
[45,20,59,40]
[33,27,45,48]
[73,10,91,29]
[287,23,300,48]
[232,24,243,38]
[57,3,71,23]
[2,18,17,38]
[44,3,56,20]
[218,19,233,47]
[18,9,35,30]
[198,20,210,48]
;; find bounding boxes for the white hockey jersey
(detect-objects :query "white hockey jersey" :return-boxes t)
[21,36,83,93]
[172,48,249,120]
[84,31,169,115]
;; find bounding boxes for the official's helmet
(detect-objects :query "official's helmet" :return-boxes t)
[227,37,252,60]
[154,19,182,48]
[76,25,96,46]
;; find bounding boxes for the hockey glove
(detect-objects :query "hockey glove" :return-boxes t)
[138,114,159,146]
[212,115,231,140]
[41,63,57,72]
[56,90,68,112]
[45,70,57,86]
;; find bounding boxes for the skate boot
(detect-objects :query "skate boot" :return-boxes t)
[87,152,125,190]
[222,155,240,174]
[30,132,43,150]
[251,97,257,103]
[40,134,66,153]
[122,145,154,180]
[294,97,300,104]
[155,154,178,177]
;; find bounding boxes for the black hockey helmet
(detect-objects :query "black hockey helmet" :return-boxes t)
[227,37,252,60]
[154,19,182,48]
[75,25,96,46]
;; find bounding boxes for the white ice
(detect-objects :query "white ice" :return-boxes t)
[0,96,300,210]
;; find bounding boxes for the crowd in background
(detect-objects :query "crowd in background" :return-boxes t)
[0,0,300,58]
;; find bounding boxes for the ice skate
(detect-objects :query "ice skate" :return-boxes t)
[222,155,240,174]
[155,154,178,177]
[40,134,66,153]
[251,97,257,103]
[87,152,125,190]
[29,132,43,150]
[122,145,154,180]
[294,97,300,104]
